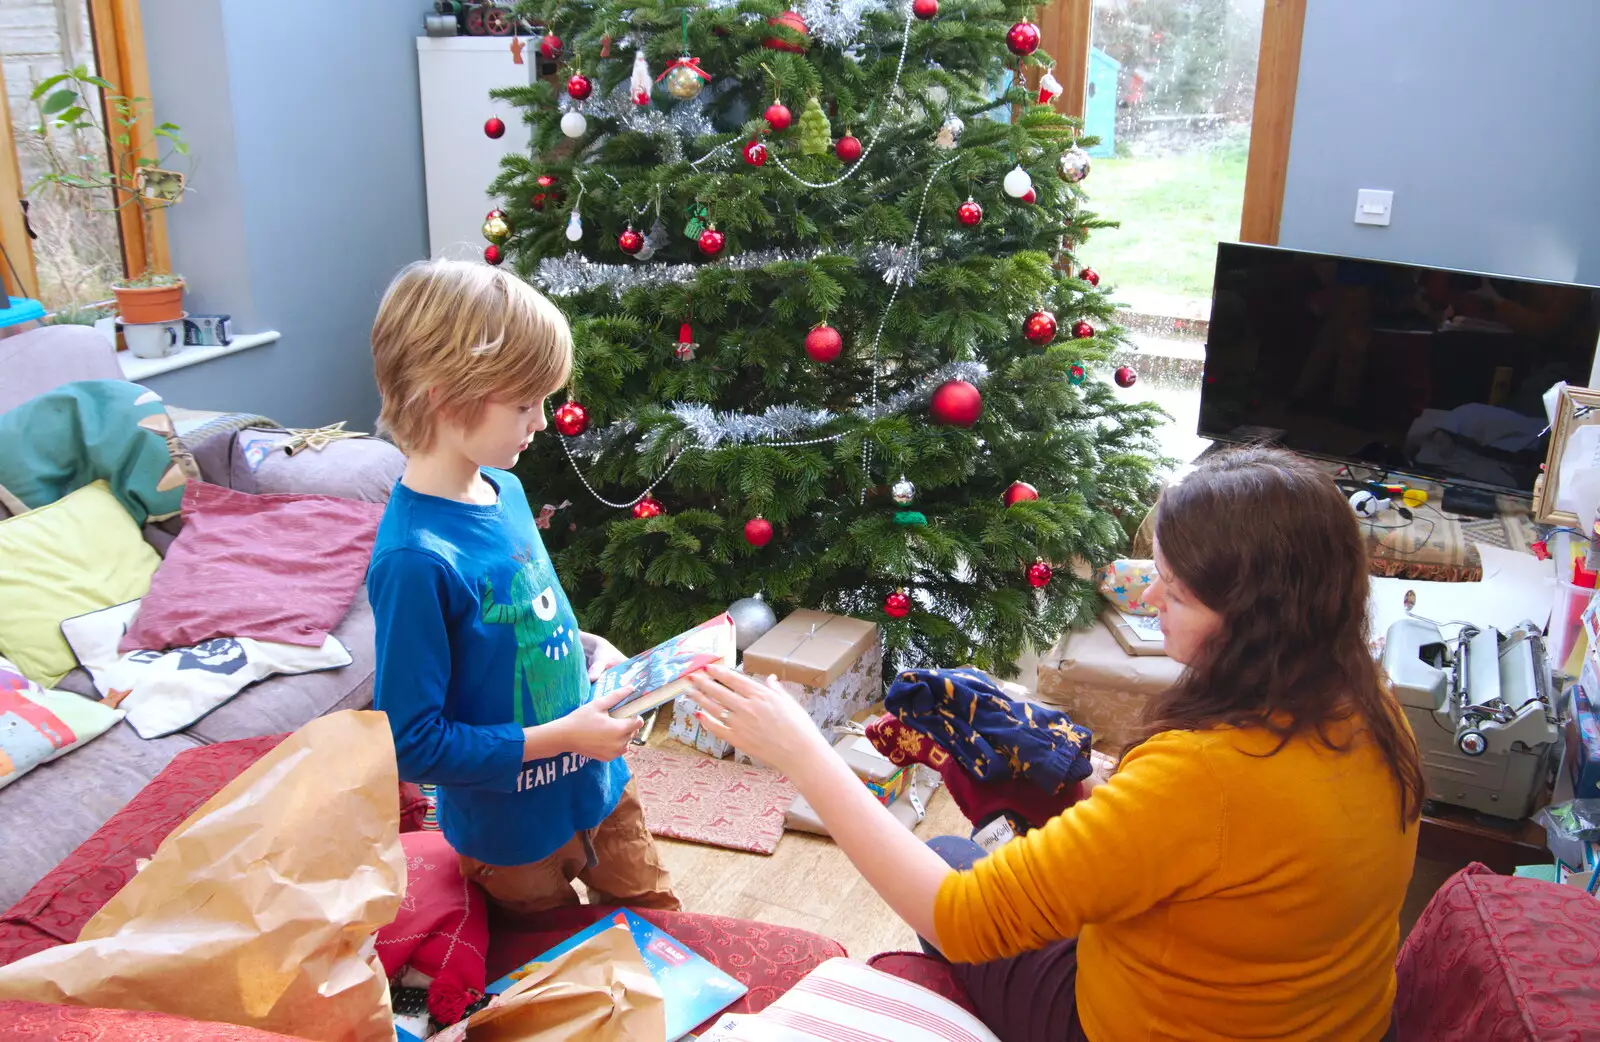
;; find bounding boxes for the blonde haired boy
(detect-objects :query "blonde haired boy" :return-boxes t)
[368,259,678,913]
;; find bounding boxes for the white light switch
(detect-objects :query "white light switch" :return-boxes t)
[1354,189,1394,226]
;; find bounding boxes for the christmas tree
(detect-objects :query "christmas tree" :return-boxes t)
[491,0,1167,674]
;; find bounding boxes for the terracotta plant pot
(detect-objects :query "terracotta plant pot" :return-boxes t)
[113,281,185,325]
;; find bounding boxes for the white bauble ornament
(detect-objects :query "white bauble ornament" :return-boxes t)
[560,110,587,138]
[565,209,583,242]
[1002,165,1034,199]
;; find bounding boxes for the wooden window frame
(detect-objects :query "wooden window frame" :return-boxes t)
[0,0,167,304]
[1037,0,1306,246]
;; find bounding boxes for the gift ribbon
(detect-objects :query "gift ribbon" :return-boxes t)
[774,621,825,679]
[656,55,712,83]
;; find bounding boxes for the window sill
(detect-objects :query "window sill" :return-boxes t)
[118,331,280,381]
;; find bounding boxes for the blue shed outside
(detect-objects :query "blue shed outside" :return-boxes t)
[1084,47,1120,158]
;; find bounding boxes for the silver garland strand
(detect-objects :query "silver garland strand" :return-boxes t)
[796,0,899,47]
[536,242,924,298]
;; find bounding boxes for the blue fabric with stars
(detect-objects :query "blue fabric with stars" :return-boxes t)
[369,468,627,866]
[886,667,1095,795]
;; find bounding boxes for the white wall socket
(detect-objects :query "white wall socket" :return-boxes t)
[1354,189,1394,227]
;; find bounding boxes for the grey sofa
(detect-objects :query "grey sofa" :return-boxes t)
[0,324,402,910]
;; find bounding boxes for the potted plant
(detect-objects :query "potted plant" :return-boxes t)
[28,65,191,326]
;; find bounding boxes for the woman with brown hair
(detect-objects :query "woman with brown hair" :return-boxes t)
[688,446,1422,1041]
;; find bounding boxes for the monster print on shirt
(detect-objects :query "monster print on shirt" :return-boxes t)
[480,547,585,726]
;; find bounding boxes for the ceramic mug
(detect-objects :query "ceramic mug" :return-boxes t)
[121,319,180,359]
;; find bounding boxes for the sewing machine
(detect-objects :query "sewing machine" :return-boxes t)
[1383,616,1560,819]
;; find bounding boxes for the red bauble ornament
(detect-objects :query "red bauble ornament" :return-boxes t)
[566,73,593,100]
[538,33,562,59]
[483,244,505,265]
[884,590,912,619]
[1072,320,1095,340]
[552,401,589,437]
[743,140,768,166]
[762,10,809,52]
[804,324,843,363]
[1078,267,1100,287]
[632,496,665,520]
[1004,481,1040,507]
[486,208,506,221]
[697,227,726,257]
[913,0,939,19]
[484,117,506,139]
[1114,365,1139,388]
[764,102,793,132]
[1006,19,1041,56]
[1026,558,1054,589]
[744,516,774,547]
[1021,187,1037,204]
[617,228,644,254]
[930,379,983,427]
[958,198,983,226]
[1023,309,1057,345]
[835,134,863,163]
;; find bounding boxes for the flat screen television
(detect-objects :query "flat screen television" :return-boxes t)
[1198,243,1600,499]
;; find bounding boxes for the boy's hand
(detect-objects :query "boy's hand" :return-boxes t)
[554,687,643,761]
[582,632,629,681]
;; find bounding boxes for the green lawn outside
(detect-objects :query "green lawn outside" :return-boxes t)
[1079,139,1250,306]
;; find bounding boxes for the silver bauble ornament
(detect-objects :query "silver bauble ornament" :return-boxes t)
[665,64,704,100]
[1057,146,1091,183]
[891,476,916,506]
[728,593,778,652]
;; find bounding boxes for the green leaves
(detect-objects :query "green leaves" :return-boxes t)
[40,89,79,117]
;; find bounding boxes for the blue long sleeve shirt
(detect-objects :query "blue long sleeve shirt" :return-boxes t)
[367,468,627,865]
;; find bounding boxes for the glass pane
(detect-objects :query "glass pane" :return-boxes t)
[0,0,125,310]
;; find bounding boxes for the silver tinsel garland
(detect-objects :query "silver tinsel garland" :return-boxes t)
[795,0,899,47]
[536,243,924,298]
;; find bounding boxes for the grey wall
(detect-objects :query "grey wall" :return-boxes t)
[1279,0,1600,286]
[137,0,427,427]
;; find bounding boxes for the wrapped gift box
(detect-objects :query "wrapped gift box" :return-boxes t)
[1035,617,1182,756]
[1566,651,1600,800]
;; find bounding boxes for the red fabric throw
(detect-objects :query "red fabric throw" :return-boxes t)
[0,1001,305,1040]
[120,481,383,653]
[376,831,490,1025]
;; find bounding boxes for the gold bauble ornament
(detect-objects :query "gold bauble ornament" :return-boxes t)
[481,215,511,244]
[665,64,704,100]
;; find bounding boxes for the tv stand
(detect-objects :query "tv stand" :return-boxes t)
[1441,485,1499,519]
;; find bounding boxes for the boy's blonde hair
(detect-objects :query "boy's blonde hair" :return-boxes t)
[372,259,573,453]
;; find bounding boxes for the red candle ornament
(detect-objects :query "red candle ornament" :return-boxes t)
[552,401,589,437]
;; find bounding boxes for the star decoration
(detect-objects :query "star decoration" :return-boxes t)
[280,421,368,456]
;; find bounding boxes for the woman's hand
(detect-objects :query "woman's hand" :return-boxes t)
[582,632,629,681]
[689,666,833,777]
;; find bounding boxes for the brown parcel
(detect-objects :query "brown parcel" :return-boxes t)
[1036,622,1182,757]
[742,609,877,688]
[0,710,405,1042]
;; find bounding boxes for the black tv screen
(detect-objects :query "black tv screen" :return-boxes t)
[1198,243,1600,495]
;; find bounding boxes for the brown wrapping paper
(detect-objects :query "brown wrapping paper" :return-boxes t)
[743,609,877,688]
[0,710,405,1041]
[432,919,665,1042]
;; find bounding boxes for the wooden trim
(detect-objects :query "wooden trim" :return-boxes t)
[1239,0,1306,245]
[88,0,169,276]
[0,69,39,300]
[1039,0,1092,121]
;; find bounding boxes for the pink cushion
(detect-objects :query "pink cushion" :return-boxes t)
[120,481,383,653]
[376,831,490,1025]
[1396,862,1600,1040]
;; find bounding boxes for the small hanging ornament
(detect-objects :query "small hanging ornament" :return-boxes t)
[729,593,778,650]
[762,10,809,52]
[913,0,938,19]
[483,244,505,265]
[804,323,843,363]
[684,203,710,239]
[538,32,562,60]
[1004,481,1039,507]
[764,101,793,132]
[617,226,644,255]
[530,174,559,211]
[631,49,652,105]
[697,226,726,257]
[957,198,983,226]
[658,54,712,101]
[560,111,587,138]
[797,97,831,156]
[1067,362,1088,385]
[934,113,963,149]
[1026,558,1054,589]
[1079,267,1100,287]
[552,401,589,437]
[1037,68,1063,105]
[884,589,912,619]
[637,218,668,262]
[1114,365,1139,388]
[1021,187,1037,204]
[1072,320,1095,339]
[674,321,698,361]
[1002,165,1034,199]
[930,379,982,427]
[565,208,583,242]
[1006,19,1041,56]
[632,495,665,519]
[484,116,506,139]
[1058,146,1092,183]
[835,132,863,163]
[566,72,593,101]
[510,36,525,65]
[743,140,769,166]
[1023,309,1057,345]
[743,516,774,547]
[891,476,916,506]
[482,214,511,244]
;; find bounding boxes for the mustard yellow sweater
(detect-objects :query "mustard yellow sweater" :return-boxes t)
[934,719,1417,1041]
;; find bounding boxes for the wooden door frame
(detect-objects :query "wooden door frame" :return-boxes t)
[1039,0,1306,246]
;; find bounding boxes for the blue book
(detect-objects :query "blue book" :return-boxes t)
[487,909,747,1040]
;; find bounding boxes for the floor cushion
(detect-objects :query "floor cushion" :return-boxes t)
[1396,862,1600,1040]
[0,1000,304,1040]
[377,830,490,1025]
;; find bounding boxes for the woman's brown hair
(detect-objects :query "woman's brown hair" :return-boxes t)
[1142,446,1424,826]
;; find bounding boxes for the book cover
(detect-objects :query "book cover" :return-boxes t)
[595,613,736,718]
[487,909,747,1040]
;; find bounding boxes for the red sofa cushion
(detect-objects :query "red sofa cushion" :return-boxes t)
[0,1000,304,1040]
[867,951,978,1013]
[1396,862,1600,1041]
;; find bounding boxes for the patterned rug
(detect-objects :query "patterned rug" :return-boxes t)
[625,745,796,856]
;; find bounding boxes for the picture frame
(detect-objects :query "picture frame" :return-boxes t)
[1532,384,1600,526]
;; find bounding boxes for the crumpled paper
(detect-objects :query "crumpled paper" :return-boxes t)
[431,917,665,1041]
[0,710,406,1041]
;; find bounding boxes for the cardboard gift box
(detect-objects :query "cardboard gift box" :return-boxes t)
[1035,619,1183,756]
[669,690,737,759]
